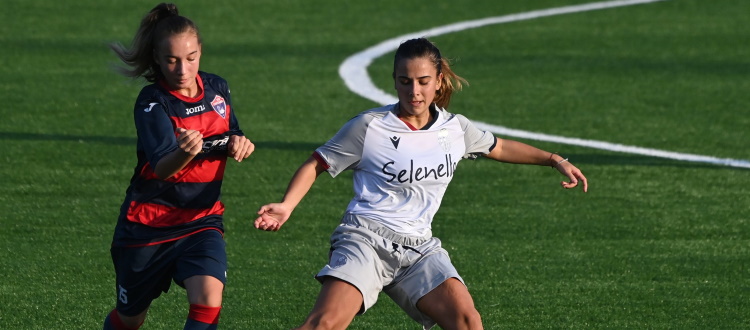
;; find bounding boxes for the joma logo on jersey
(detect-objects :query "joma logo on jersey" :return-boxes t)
[144,102,158,112]
[185,104,206,115]
[381,154,457,183]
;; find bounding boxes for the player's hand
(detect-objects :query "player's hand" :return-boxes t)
[554,161,588,192]
[227,135,255,162]
[175,127,204,156]
[254,203,292,231]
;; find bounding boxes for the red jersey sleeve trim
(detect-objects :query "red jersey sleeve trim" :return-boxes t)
[312,151,330,170]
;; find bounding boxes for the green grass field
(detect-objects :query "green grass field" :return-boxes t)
[1,0,748,328]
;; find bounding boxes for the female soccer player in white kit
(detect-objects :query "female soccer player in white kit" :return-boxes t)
[255,38,588,329]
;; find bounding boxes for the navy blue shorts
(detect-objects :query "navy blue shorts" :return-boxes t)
[110,229,227,316]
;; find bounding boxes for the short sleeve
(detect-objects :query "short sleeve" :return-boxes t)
[457,114,496,159]
[314,113,373,177]
[134,101,178,169]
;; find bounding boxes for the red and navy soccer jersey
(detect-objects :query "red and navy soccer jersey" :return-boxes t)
[112,72,244,247]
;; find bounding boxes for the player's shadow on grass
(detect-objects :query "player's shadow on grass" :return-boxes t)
[252,140,322,151]
[4,133,744,170]
[0,132,323,152]
[0,132,136,146]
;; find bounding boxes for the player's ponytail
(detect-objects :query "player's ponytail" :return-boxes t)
[110,3,201,82]
[434,56,466,110]
[393,38,467,109]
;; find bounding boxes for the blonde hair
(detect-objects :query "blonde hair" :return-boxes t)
[109,3,201,82]
[393,38,467,109]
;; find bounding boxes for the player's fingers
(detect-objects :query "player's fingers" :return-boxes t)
[561,170,579,188]
[577,172,588,192]
[228,136,240,157]
[186,144,200,155]
[255,218,279,231]
[255,215,272,229]
[243,140,255,159]
[257,204,272,215]
[179,131,202,145]
[561,180,578,189]
[182,134,203,154]
[233,138,246,162]
[177,128,196,140]
[189,131,203,142]
[234,138,254,162]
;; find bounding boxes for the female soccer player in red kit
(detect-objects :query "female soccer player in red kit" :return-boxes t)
[103,3,254,329]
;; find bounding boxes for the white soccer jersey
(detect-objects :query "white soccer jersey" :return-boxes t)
[315,104,496,237]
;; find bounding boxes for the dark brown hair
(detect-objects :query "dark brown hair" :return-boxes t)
[109,3,201,82]
[393,38,467,109]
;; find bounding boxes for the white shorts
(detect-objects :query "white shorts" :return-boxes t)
[316,214,464,328]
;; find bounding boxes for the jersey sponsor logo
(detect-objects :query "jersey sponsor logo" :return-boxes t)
[202,135,230,153]
[390,136,401,149]
[381,154,457,183]
[210,95,227,119]
[185,104,206,115]
[144,102,158,113]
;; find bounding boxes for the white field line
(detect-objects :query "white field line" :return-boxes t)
[338,0,750,169]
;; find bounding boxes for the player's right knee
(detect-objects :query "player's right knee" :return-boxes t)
[299,312,352,330]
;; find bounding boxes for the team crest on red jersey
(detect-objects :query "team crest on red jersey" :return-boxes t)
[210,95,227,118]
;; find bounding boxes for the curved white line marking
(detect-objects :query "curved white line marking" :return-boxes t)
[339,0,750,169]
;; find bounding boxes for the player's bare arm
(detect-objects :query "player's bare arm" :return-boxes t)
[153,127,203,179]
[486,137,588,192]
[254,156,326,231]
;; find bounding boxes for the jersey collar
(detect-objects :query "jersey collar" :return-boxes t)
[158,73,205,103]
[394,103,439,131]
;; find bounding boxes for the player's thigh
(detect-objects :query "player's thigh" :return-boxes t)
[302,277,363,328]
[175,230,227,306]
[110,245,174,317]
[416,278,480,326]
[317,224,390,312]
[174,230,227,286]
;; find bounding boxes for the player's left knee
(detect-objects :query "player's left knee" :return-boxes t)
[456,307,482,329]
[184,275,224,306]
